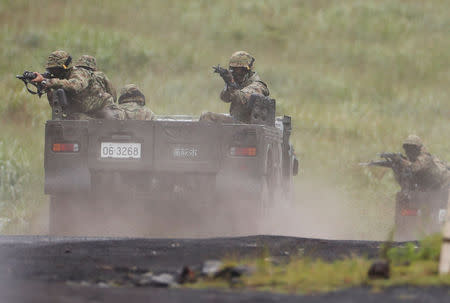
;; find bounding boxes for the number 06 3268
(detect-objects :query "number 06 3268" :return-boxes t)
[100,142,141,159]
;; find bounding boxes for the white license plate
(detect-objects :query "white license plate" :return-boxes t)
[101,142,141,159]
[172,146,199,159]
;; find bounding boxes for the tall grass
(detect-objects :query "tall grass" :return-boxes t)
[0,0,449,237]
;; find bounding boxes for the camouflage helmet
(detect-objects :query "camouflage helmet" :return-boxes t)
[46,50,72,69]
[229,51,255,70]
[403,135,423,148]
[75,55,97,71]
[118,84,146,105]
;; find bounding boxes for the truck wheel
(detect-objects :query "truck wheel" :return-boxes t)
[49,194,89,236]
[49,195,69,235]
[257,174,275,234]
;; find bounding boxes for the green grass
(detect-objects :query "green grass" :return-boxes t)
[0,0,449,236]
[188,235,450,294]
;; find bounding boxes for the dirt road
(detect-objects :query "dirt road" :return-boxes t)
[0,235,447,302]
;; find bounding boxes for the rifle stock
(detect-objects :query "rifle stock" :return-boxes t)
[51,89,69,120]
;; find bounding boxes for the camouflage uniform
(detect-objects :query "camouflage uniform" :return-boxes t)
[200,51,269,124]
[398,135,449,192]
[74,55,123,119]
[118,84,154,120]
[44,51,124,120]
[75,55,117,102]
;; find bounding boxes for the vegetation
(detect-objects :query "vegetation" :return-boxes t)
[0,0,449,236]
[189,234,450,294]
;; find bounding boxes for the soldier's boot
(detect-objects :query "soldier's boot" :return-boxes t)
[67,112,96,120]
[99,104,126,120]
[199,112,237,123]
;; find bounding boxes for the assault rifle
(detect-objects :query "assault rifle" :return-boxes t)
[212,65,238,89]
[16,71,69,119]
[16,71,55,97]
[359,152,407,167]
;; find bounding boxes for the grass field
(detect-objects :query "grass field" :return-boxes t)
[0,0,449,237]
[188,235,450,294]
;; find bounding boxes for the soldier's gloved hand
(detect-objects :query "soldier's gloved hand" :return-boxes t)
[31,72,44,83]
[222,70,233,83]
[391,154,403,161]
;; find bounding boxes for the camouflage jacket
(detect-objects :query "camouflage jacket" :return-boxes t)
[94,71,117,102]
[119,102,154,120]
[220,72,269,123]
[46,67,115,115]
[399,150,450,191]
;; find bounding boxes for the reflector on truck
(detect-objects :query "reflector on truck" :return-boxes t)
[52,143,79,152]
[401,208,420,216]
[230,147,257,157]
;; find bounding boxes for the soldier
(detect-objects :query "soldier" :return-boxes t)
[75,55,117,102]
[200,51,269,123]
[363,135,449,203]
[118,84,154,120]
[32,50,124,120]
[398,135,449,193]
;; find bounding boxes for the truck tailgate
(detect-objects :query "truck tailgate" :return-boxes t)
[87,120,221,173]
[87,120,154,171]
[153,121,221,173]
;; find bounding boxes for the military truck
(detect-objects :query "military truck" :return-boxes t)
[44,91,299,235]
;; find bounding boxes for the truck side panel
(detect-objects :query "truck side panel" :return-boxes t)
[215,124,282,199]
[45,120,90,194]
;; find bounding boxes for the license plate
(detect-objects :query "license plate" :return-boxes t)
[101,142,141,159]
[172,145,199,159]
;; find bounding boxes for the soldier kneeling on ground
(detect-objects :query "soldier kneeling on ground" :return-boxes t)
[364,135,449,203]
[396,135,450,202]
[32,50,124,120]
[118,84,155,120]
[200,51,270,124]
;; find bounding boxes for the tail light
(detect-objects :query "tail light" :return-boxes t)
[401,209,419,216]
[52,143,79,152]
[230,147,257,157]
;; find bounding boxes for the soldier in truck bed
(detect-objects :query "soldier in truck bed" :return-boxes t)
[118,84,154,120]
[75,55,117,103]
[200,51,270,123]
[32,50,124,120]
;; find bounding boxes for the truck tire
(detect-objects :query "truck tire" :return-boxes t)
[49,194,90,236]
[257,154,278,233]
[49,195,72,236]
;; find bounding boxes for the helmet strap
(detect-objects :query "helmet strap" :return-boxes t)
[248,57,255,70]
[63,56,72,69]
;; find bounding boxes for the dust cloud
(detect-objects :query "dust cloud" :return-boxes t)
[262,179,383,240]
[25,176,390,241]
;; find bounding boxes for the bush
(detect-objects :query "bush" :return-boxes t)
[387,234,442,264]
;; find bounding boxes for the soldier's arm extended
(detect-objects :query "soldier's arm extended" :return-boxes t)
[220,81,269,105]
[45,68,90,94]
[359,160,392,168]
